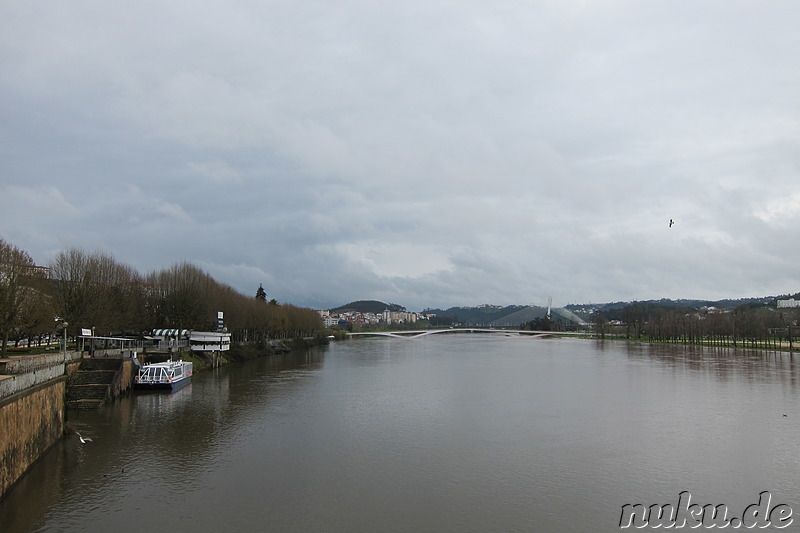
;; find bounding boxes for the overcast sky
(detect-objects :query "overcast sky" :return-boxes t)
[2,1,798,311]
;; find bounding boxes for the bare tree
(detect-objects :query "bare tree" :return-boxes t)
[49,248,143,335]
[592,313,608,339]
[146,262,216,329]
[0,239,49,355]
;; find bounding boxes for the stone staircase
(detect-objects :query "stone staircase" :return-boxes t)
[66,359,123,409]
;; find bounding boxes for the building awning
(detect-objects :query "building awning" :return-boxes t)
[78,335,137,342]
[151,329,189,337]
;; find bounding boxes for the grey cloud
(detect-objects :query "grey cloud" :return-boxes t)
[1,0,799,310]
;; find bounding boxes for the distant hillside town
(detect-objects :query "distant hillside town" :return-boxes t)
[318,308,427,328]
[319,294,800,333]
[317,300,584,329]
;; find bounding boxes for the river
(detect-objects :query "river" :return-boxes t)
[1,335,799,532]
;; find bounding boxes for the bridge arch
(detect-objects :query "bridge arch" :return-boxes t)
[346,328,566,339]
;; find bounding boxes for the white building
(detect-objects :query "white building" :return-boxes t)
[381,310,418,324]
[189,331,231,352]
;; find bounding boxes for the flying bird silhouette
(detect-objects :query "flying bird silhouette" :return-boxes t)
[669,219,674,228]
[76,431,93,444]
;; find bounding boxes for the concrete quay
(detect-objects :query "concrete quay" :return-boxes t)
[0,351,81,498]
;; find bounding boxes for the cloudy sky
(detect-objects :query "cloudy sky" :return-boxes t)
[2,1,798,311]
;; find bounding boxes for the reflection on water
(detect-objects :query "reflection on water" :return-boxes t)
[2,339,800,532]
[0,349,324,533]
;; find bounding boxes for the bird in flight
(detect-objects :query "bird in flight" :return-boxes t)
[76,431,93,444]
[669,219,674,228]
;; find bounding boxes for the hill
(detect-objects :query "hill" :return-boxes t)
[422,304,527,326]
[564,295,790,321]
[331,300,406,314]
[424,304,586,327]
[423,294,800,326]
[488,306,587,327]
[331,293,799,324]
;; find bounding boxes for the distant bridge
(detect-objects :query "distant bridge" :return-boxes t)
[347,328,580,339]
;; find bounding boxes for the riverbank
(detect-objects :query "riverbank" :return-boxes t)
[176,336,331,372]
[583,333,798,353]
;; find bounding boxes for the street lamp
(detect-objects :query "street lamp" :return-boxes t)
[62,321,69,362]
[55,317,68,364]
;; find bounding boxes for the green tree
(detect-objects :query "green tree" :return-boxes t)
[525,316,554,331]
[255,284,267,302]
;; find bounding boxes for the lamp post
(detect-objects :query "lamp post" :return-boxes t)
[62,321,69,363]
[55,317,69,364]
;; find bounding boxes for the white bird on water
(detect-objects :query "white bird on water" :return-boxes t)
[76,431,93,444]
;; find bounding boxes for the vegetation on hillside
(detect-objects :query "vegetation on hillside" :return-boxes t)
[331,300,406,314]
[565,297,784,321]
[423,304,526,326]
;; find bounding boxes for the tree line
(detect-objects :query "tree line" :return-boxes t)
[0,238,323,354]
[591,300,800,351]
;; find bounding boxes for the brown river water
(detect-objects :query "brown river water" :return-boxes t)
[2,335,799,532]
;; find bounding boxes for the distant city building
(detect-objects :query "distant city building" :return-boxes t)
[317,310,340,327]
[382,310,417,324]
[778,299,800,308]
[318,308,420,326]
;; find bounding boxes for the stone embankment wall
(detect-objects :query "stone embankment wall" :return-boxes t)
[112,360,134,397]
[0,352,81,401]
[0,378,65,498]
[66,357,135,408]
[0,351,82,498]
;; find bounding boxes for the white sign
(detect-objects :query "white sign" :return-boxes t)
[81,328,92,336]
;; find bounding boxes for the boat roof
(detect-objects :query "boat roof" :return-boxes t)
[141,359,188,367]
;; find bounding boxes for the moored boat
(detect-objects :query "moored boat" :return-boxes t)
[134,359,192,390]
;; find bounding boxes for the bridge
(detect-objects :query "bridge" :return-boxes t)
[347,328,580,339]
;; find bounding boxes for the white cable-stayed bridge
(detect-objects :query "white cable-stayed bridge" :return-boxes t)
[347,328,583,339]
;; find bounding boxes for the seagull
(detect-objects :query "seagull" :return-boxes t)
[783,413,788,417]
[669,219,674,228]
[76,431,93,444]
